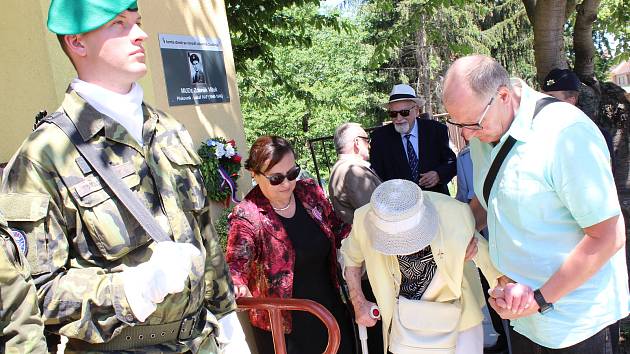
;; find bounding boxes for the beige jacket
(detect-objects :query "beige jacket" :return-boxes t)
[328,155,382,224]
[341,192,502,353]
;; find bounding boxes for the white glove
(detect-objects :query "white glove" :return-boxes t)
[216,312,251,354]
[122,241,201,322]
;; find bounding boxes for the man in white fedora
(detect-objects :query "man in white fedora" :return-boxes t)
[341,179,518,354]
[369,84,456,195]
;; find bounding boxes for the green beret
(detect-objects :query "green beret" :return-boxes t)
[47,0,138,35]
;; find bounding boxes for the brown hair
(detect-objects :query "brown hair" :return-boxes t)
[245,136,295,174]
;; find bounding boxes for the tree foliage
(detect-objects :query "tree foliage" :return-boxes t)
[237,5,383,180]
[594,0,630,64]
[481,1,535,81]
[225,0,348,87]
[229,0,628,184]
[360,0,535,114]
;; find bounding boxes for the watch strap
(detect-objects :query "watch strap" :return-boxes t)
[534,289,553,313]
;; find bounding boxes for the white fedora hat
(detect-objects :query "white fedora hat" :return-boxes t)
[365,179,439,255]
[386,84,426,107]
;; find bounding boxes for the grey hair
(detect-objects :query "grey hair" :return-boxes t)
[444,55,512,101]
[334,122,363,155]
[465,56,512,98]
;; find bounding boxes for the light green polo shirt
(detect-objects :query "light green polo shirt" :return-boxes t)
[469,79,628,348]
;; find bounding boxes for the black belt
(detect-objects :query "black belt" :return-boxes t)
[67,309,207,351]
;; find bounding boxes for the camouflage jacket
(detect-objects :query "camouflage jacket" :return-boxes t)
[0,88,236,352]
[0,212,47,354]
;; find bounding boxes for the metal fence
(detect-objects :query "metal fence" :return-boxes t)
[306,127,377,188]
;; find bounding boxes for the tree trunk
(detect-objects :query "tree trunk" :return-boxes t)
[415,17,431,114]
[599,83,630,268]
[522,0,536,26]
[573,0,601,86]
[531,0,568,84]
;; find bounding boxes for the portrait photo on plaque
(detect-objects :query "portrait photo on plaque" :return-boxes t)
[188,52,207,84]
[159,33,230,106]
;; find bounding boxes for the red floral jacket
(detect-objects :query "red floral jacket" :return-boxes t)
[226,179,351,332]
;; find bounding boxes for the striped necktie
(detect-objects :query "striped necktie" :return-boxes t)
[405,134,419,183]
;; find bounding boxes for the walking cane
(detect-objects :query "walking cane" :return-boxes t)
[358,304,381,354]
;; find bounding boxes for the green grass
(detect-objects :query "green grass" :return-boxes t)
[448,179,457,198]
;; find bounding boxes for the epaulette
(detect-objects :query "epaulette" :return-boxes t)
[33,110,65,130]
[33,110,48,130]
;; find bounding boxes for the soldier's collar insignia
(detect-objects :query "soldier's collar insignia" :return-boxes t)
[10,229,28,256]
[546,79,555,86]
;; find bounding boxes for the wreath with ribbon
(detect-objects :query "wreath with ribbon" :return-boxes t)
[198,137,242,204]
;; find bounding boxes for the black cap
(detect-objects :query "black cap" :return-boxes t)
[542,68,581,92]
[189,53,200,64]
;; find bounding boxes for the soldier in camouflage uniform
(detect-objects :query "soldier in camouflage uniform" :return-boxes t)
[0,211,47,353]
[0,0,248,352]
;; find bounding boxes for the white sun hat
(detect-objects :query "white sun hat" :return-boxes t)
[386,84,426,107]
[365,179,439,255]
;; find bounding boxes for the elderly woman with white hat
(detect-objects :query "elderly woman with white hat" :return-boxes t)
[342,179,517,354]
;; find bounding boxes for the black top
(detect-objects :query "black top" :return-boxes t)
[279,198,337,308]
[274,197,354,354]
[397,246,437,300]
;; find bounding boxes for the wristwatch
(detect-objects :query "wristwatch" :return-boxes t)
[533,289,553,314]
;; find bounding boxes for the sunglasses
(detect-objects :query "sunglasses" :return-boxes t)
[387,108,415,118]
[263,165,301,186]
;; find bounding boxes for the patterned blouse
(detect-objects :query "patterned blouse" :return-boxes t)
[397,246,437,300]
[226,179,351,332]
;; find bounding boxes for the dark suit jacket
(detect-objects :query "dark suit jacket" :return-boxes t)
[369,118,456,195]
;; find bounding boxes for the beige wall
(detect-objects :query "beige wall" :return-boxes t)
[0,1,61,162]
[0,0,251,200]
[1,2,258,348]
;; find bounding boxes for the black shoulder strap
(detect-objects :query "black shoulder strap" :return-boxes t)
[45,112,171,243]
[482,96,560,205]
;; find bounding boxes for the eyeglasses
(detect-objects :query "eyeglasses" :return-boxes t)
[263,165,301,186]
[387,107,416,118]
[356,136,371,144]
[446,94,496,131]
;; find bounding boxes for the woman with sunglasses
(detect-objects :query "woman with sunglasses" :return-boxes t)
[226,136,356,354]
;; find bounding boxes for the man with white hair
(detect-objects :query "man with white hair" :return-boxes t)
[442,54,627,353]
[329,122,382,224]
[370,84,456,195]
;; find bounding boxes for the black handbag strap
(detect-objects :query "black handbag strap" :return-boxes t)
[45,111,171,243]
[482,96,560,205]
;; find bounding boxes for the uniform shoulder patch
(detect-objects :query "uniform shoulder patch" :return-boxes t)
[10,229,28,256]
